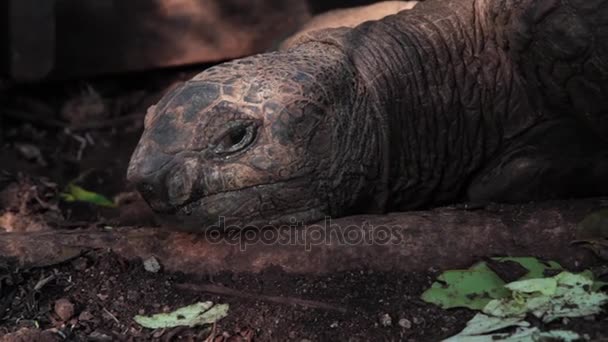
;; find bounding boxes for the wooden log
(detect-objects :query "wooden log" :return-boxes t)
[0,199,603,274]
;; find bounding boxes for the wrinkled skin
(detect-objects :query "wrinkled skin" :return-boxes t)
[128,0,608,231]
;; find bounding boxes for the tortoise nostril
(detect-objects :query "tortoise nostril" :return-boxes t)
[128,155,199,211]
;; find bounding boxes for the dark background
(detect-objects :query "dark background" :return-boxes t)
[2,0,383,82]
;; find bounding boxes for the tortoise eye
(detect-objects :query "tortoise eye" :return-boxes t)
[212,121,258,155]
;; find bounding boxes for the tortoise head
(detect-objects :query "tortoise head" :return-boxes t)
[127,44,386,230]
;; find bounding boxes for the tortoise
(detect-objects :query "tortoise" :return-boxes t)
[127,0,608,230]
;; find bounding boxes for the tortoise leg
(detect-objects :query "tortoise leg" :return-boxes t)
[467,119,608,203]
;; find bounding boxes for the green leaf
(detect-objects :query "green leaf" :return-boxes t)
[504,277,557,296]
[483,272,608,323]
[444,326,581,342]
[134,302,229,329]
[60,183,116,208]
[421,257,564,310]
[444,272,605,342]
[447,313,529,338]
[421,262,509,310]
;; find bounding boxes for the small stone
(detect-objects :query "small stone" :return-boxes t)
[143,256,162,273]
[412,316,423,325]
[54,298,75,321]
[288,331,297,339]
[330,321,339,328]
[398,318,412,329]
[97,293,109,301]
[380,313,392,327]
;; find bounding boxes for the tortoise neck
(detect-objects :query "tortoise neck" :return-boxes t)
[287,40,392,215]
[322,1,533,209]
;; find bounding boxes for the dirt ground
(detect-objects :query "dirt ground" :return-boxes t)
[1,70,607,341]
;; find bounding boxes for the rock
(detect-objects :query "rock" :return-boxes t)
[380,313,392,327]
[398,318,412,329]
[143,256,161,273]
[54,298,75,321]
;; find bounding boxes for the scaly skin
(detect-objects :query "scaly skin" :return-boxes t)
[128,0,608,231]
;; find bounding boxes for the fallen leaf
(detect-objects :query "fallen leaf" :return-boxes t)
[444,326,581,342]
[61,183,116,208]
[446,313,529,338]
[445,272,607,341]
[421,262,509,310]
[134,302,229,329]
[422,257,563,310]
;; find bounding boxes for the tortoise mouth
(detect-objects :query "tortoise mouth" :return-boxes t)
[172,180,293,214]
[151,178,327,231]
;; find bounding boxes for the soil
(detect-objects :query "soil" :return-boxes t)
[1,69,607,341]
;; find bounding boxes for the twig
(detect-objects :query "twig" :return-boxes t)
[103,307,120,324]
[176,283,348,313]
[34,274,56,291]
[204,323,217,342]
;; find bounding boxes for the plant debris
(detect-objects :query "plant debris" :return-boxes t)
[421,257,563,310]
[60,183,116,208]
[442,271,608,341]
[134,302,229,329]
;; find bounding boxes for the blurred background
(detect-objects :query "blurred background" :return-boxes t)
[1,0,383,82]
